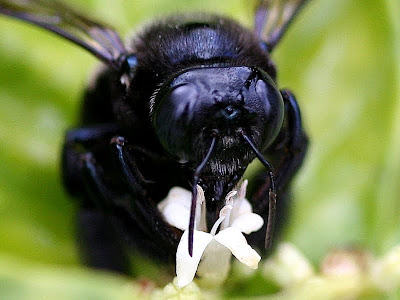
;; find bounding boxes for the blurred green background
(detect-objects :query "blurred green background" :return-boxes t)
[0,0,399,298]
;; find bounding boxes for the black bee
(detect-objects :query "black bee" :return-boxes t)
[0,0,309,274]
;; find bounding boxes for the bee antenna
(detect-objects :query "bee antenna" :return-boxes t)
[241,132,277,250]
[188,136,217,257]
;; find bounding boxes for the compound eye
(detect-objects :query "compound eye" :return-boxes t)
[153,83,199,162]
[168,84,198,123]
[244,73,284,150]
[256,79,269,101]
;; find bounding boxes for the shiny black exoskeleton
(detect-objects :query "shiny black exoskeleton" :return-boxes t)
[0,1,309,274]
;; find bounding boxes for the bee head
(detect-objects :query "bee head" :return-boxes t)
[153,66,284,167]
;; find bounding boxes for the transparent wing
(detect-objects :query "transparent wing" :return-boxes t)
[254,0,309,51]
[0,0,127,70]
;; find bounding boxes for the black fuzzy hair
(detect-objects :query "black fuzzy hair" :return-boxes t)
[131,13,276,84]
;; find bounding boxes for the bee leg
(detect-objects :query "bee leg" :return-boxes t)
[109,136,179,262]
[62,124,119,197]
[248,89,309,249]
[109,136,147,197]
[63,128,178,266]
[62,125,131,274]
[269,89,309,190]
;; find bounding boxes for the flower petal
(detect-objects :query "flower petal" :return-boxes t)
[158,187,192,231]
[176,230,213,288]
[196,239,232,286]
[195,185,207,232]
[231,213,264,234]
[237,179,248,200]
[229,196,253,223]
[158,186,192,211]
[214,227,261,269]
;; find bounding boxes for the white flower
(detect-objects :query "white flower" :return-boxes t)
[158,180,264,288]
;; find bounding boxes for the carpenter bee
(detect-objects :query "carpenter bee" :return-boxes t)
[0,0,309,274]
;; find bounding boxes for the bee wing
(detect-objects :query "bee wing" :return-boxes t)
[254,0,309,51]
[0,0,127,70]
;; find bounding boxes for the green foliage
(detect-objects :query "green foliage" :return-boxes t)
[0,0,399,298]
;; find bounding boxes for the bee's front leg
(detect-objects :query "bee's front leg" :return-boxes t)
[248,89,309,251]
[62,124,132,274]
